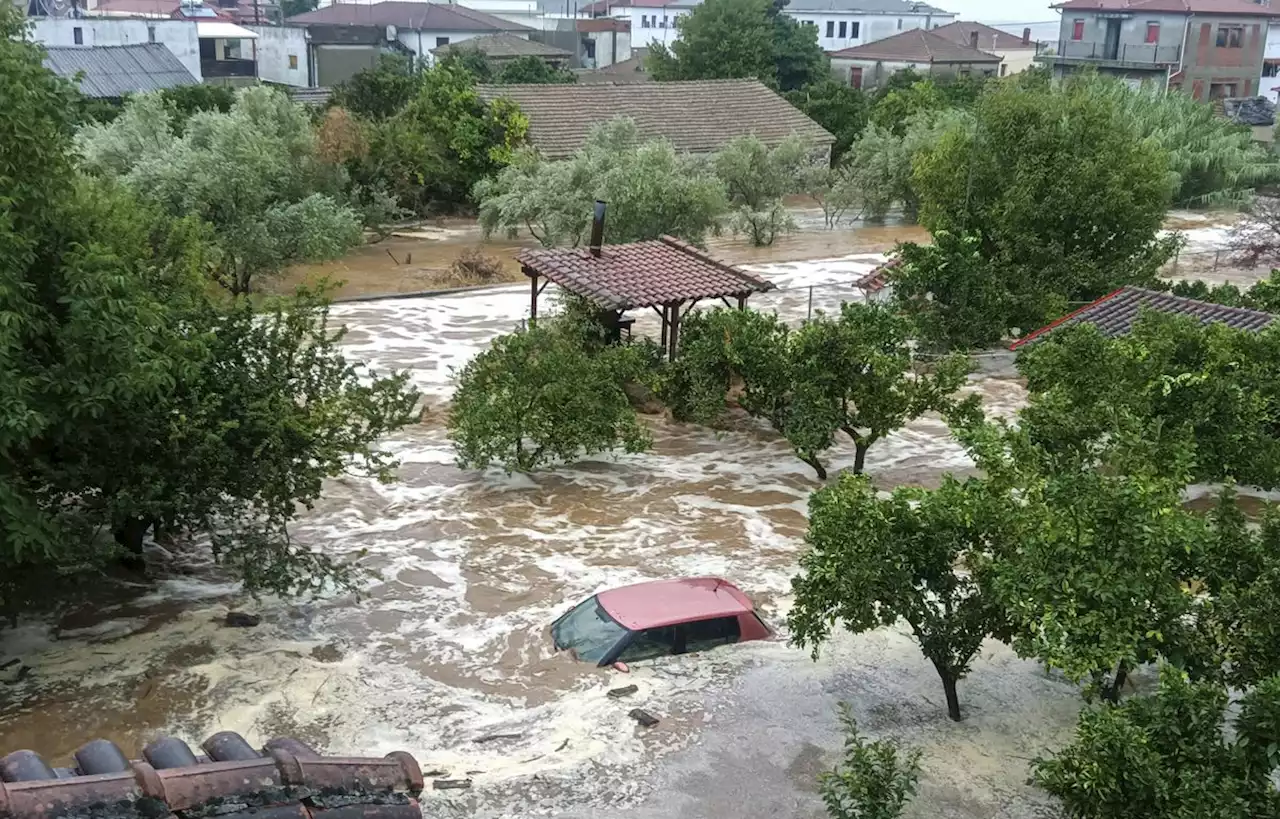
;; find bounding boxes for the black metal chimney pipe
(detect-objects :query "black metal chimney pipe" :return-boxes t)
[589,200,606,257]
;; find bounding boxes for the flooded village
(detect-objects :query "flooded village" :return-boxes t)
[7,0,1280,817]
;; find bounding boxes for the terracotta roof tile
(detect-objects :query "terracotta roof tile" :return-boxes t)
[830,28,1001,62]
[519,235,774,309]
[1010,286,1277,349]
[477,79,833,158]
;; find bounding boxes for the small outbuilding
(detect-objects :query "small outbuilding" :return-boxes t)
[42,43,199,99]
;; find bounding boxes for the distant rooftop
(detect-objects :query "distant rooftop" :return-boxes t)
[932,20,1038,51]
[42,43,198,98]
[286,1,532,30]
[431,32,571,58]
[1052,0,1280,16]
[1011,287,1277,349]
[830,27,1000,62]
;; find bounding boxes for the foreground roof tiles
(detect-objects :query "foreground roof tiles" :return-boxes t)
[42,43,197,98]
[1010,286,1277,349]
[0,731,423,819]
[287,1,530,30]
[518,235,774,309]
[830,27,1001,62]
[476,79,833,158]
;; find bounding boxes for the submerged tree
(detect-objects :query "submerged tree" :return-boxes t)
[476,117,728,247]
[818,703,922,819]
[791,475,1014,721]
[714,134,810,246]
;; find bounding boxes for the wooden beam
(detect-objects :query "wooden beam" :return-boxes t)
[737,294,747,310]
[667,300,683,361]
[529,270,539,321]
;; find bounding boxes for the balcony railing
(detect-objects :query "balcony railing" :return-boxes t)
[201,58,257,78]
[1037,39,1181,67]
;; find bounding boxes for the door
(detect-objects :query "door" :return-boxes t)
[849,65,863,89]
[1104,18,1121,60]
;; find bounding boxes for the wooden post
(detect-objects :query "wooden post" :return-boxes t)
[528,270,539,321]
[737,295,747,310]
[667,300,683,361]
[659,304,669,349]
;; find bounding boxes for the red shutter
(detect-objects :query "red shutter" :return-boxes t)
[1145,22,1159,43]
[1072,19,1084,40]
[850,66,863,89]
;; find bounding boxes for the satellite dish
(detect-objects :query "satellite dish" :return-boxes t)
[385,24,397,40]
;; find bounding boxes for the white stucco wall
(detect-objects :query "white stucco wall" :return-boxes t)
[1260,24,1280,101]
[627,6,691,48]
[30,17,203,80]
[584,27,630,67]
[787,10,954,53]
[994,46,1037,76]
[244,24,309,86]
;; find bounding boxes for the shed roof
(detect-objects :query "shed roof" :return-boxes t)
[286,1,531,30]
[1052,0,1280,15]
[431,32,571,58]
[597,577,755,630]
[476,79,833,158]
[1010,287,1277,349]
[42,43,198,98]
[830,27,1001,62]
[518,235,774,310]
[932,20,1037,51]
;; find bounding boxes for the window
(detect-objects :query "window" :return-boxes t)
[849,65,863,89]
[641,14,648,27]
[618,626,678,662]
[999,62,1007,77]
[838,20,846,37]
[436,36,449,47]
[1216,25,1243,47]
[551,598,629,665]
[662,14,668,27]
[1071,18,1084,40]
[147,24,156,42]
[896,17,902,30]
[1145,21,1159,43]
[826,20,834,37]
[683,617,741,653]
[1264,59,1280,78]
[73,26,83,44]
[850,21,859,37]
[288,53,298,69]
[1209,81,1237,99]
[958,67,971,77]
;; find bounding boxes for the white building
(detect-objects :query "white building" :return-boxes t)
[28,16,204,80]
[583,0,953,51]
[243,23,309,85]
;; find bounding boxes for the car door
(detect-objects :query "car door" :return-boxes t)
[679,615,741,655]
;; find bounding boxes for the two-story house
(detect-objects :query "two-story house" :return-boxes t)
[1039,0,1280,100]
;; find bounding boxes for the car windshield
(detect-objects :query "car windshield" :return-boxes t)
[551,596,629,664]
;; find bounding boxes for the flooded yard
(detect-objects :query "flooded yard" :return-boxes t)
[0,208,1258,818]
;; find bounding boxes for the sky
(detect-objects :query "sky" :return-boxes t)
[944,0,1057,25]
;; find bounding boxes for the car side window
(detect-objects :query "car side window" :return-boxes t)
[617,626,677,662]
[682,616,741,653]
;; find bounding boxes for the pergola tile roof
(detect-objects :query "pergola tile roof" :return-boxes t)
[519,235,774,310]
[1010,286,1276,349]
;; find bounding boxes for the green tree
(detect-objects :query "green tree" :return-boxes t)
[893,230,1009,350]
[1033,669,1280,819]
[438,47,495,82]
[646,0,826,90]
[330,54,419,119]
[784,80,870,162]
[159,83,236,129]
[870,78,945,136]
[818,704,922,819]
[495,55,576,84]
[790,475,1014,721]
[476,117,728,247]
[83,86,364,295]
[912,78,1178,335]
[281,0,318,17]
[448,318,652,472]
[715,134,810,246]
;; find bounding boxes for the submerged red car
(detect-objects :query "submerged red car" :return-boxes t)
[551,577,771,666]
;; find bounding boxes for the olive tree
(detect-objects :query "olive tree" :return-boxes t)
[791,474,1014,721]
[714,134,810,246]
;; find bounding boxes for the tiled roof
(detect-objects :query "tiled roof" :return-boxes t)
[476,79,833,158]
[518,235,774,309]
[0,731,423,819]
[1053,0,1280,16]
[830,27,1001,62]
[932,20,1037,51]
[286,1,531,30]
[854,257,898,293]
[432,32,571,58]
[784,0,948,11]
[577,16,630,31]
[42,43,197,98]
[1010,287,1277,349]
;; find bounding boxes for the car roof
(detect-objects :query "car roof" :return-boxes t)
[596,577,755,631]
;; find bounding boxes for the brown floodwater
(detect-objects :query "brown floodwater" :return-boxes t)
[0,206,1257,816]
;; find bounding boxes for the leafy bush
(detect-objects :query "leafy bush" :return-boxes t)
[818,704,921,819]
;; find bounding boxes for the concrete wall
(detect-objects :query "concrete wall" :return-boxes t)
[628,6,690,48]
[993,46,1037,76]
[394,28,530,63]
[244,24,309,86]
[29,17,202,80]
[831,55,998,90]
[312,42,382,86]
[1053,10,1186,63]
[582,27,630,67]
[787,10,954,53]
[1180,16,1269,99]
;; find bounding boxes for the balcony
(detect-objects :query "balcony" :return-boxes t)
[1036,39,1181,69]
[201,57,257,78]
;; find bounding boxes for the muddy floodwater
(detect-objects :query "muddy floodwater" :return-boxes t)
[0,209,1255,818]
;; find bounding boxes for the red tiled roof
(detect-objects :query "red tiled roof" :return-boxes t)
[855,257,898,293]
[577,16,630,31]
[518,235,774,309]
[1053,0,1280,16]
[932,20,1037,51]
[830,28,1001,63]
[1009,286,1277,349]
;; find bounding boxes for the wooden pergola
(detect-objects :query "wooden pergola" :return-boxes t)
[518,235,775,360]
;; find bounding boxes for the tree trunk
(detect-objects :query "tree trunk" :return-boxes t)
[113,517,150,573]
[853,440,869,474]
[1102,661,1129,704]
[940,671,962,722]
[800,452,827,481]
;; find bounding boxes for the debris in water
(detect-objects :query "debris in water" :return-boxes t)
[423,769,447,777]
[224,612,260,628]
[555,739,570,752]
[607,685,639,699]
[0,658,28,685]
[629,709,659,728]
[433,779,472,790]
[310,643,344,663]
[473,732,523,744]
